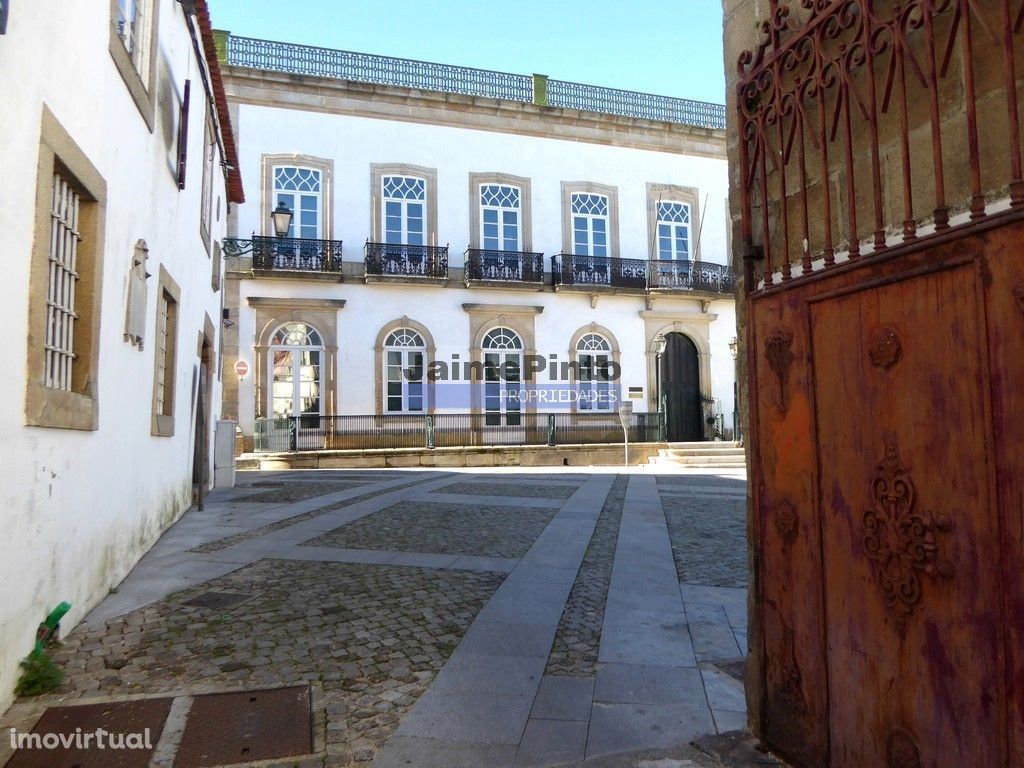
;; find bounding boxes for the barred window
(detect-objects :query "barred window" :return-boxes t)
[154,288,178,418]
[44,174,81,391]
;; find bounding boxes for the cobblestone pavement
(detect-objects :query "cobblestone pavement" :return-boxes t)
[50,558,504,764]
[432,481,579,499]
[232,480,371,504]
[661,495,748,589]
[304,500,560,559]
[545,474,627,677]
[8,467,753,768]
[192,476,436,554]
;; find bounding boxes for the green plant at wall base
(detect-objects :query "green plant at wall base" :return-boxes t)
[14,652,64,697]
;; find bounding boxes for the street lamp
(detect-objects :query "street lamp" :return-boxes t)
[271,202,293,238]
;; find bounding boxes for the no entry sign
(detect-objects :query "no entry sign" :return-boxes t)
[234,360,250,378]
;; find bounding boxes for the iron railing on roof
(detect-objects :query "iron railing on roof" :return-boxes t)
[224,34,725,129]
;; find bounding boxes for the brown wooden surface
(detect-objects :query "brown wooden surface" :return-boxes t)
[748,215,1024,767]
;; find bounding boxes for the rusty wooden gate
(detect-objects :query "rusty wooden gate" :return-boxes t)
[737,2,1024,766]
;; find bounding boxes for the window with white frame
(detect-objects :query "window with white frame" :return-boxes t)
[273,167,322,239]
[382,176,426,245]
[482,327,523,426]
[576,333,614,411]
[480,184,521,251]
[571,193,609,257]
[44,173,81,391]
[269,322,324,424]
[656,201,692,260]
[384,329,426,413]
[115,0,151,75]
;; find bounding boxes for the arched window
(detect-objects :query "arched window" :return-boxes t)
[482,327,523,425]
[384,328,426,413]
[269,322,324,424]
[577,333,614,411]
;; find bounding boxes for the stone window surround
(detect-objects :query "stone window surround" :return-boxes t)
[260,153,335,238]
[468,172,534,251]
[561,181,620,258]
[462,303,543,416]
[25,105,107,432]
[646,182,702,261]
[108,0,160,132]
[249,297,345,419]
[567,323,622,414]
[641,309,716,411]
[374,318,438,415]
[151,264,181,437]
[370,163,439,245]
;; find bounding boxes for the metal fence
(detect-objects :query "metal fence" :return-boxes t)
[253,412,665,453]
[226,35,725,129]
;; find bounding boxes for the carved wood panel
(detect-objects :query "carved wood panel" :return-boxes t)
[809,262,1002,767]
[749,218,1024,767]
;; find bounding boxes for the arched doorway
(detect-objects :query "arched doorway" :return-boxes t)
[662,332,702,442]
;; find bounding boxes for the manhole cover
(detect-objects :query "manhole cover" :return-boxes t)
[5,697,172,768]
[174,686,313,768]
[181,591,252,610]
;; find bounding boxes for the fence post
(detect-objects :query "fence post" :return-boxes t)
[425,415,435,449]
[532,74,548,106]
[288,417,297,452]
[547,414,556,446]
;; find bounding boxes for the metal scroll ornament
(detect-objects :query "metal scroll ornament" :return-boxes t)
[764,329,795,413]
[863,439,954,627]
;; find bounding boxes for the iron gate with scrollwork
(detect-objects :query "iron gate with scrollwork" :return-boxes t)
[737,2,1024,766]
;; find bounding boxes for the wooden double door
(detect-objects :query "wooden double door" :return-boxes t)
[748,217,1024,767]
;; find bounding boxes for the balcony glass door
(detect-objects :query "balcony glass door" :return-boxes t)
[571,193,610,284]
[268,323,324,439]
[382,176,426,274]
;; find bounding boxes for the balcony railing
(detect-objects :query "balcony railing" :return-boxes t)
[224,34,726,130]
[364,242,449,279]
[648,259,735,293]
[251,235,343,272]
[254,412,665,452]
[551,254,648,289]
[551,254,735,294]
[465,249,545,284]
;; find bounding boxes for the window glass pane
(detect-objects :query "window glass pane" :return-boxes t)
[387,351,402,367]
[387,396,403,412]
[592,217,606,233]
[483,209,498,224]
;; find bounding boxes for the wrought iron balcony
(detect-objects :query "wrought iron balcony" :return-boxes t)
[551,254,648,289]
[364,242,449,279]
[464,249,545,284]
[222,235,343,273]
[648,259,735,293]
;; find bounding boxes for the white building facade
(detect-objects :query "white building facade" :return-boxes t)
[219,35,736,456]
[0,0,242,709]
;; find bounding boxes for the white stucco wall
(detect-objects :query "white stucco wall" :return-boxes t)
[0,1,228,712]
[228,97,737,438]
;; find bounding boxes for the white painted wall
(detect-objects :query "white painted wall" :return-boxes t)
[0,1,228,712]
[229,98,737,439]
[234,104,731,267]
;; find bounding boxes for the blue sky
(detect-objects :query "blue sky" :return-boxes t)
[208,1,727,104]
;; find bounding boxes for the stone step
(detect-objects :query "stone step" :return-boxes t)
[662,448,745,458]
[661,453,746,464]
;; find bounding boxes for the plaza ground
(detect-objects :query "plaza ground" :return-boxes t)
[0,465,784,767]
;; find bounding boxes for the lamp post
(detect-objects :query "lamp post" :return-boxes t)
[653,334,667,441]
[271,202,293,238]
[221,202,295,258]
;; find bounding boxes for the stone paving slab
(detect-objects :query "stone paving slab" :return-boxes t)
[435,482,579,499]
[418,493,565,509]
[372,736,517,768]
[594,664,706,706]
[586,702,716,759]
[515,718,589,767]
[530,676,595,722]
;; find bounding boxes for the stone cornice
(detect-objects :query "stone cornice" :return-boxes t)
[461,303,544,316]
[223,67,727,159]
[247,297,347,309]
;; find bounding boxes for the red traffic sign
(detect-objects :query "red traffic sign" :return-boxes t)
[234,360,250,378]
